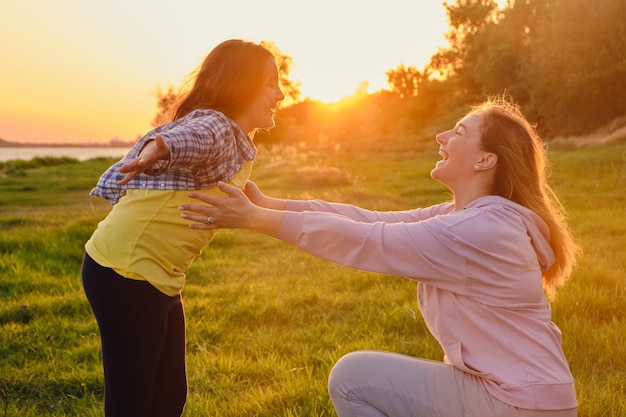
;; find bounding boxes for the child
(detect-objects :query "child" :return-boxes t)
[82,39,284,417]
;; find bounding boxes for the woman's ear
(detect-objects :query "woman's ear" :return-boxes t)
[477,153,498,171]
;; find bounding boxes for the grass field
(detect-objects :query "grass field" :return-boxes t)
[0,137,625,416]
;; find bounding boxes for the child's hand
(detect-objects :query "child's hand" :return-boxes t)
[117,135,170,185]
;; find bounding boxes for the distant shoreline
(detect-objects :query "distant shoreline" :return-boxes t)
[0,139,134,148]
[0,146,131,162]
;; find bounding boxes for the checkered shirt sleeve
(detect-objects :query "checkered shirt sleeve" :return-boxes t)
[89,109,257,204]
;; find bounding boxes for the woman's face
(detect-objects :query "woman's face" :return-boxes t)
[237,56,285,134]
[431,112,487,190]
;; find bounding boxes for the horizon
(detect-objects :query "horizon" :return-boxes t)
[0,137,135,147]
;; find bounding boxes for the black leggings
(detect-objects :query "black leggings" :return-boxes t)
[82,253,187,417]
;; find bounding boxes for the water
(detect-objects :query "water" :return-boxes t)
[0,147,131,162]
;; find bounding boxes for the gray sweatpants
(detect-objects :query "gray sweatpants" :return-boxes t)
[328,351,577,417]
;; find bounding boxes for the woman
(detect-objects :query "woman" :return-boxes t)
[82,39,284,417]
[179,98,580,417]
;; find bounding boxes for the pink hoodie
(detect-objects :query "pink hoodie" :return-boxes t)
[277,195,576,410]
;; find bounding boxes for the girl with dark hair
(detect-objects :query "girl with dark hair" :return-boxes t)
[82,39,284,417]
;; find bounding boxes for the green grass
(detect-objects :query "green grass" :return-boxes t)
[0,140,625,416]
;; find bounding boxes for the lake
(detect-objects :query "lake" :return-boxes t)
[0,147,131,162]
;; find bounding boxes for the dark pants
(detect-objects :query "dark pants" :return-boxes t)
[82,253,187,417]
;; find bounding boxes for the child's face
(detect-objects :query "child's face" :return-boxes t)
[244,56,285,132]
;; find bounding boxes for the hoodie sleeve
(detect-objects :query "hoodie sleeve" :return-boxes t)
[277,209,468,291]
[285,199,453,223]
[276,201,552,298]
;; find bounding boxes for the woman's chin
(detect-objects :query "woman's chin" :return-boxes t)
[430,165,442,180]
[430,166,448,185]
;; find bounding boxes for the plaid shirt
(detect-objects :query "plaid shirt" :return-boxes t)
[90,109,257,204]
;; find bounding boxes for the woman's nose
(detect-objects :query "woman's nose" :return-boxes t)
[435,131,447,144]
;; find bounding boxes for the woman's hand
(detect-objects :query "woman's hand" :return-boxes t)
[117,135,170,185]
[242,181,266,206]
[179,181,284,236]
[242,181,287,210]
[179,182,256,230]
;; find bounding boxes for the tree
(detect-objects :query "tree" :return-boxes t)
[468,0,538,103]
[430,0,499,79]
[152,86,178,127]
[386,65,422,99]
[424,0,500,112]
[524,0,626,134]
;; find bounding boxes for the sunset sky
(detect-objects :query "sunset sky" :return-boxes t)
[0,0,472,144]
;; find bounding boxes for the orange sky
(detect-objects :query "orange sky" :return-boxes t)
[0,1,466,144]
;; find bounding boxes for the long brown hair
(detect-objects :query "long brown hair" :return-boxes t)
[169,39,275,122]
[472,97,581,299]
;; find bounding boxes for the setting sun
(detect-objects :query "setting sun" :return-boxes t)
[0,0,454,144]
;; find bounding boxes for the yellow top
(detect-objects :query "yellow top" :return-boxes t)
[85,162,252,296]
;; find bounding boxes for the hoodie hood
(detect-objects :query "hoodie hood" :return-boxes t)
[466,195,555,272]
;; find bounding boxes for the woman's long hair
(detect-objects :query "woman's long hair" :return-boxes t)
[472,97,581,299]
[168,39,274,122]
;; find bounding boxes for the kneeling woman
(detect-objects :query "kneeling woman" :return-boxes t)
[180,98,580,417]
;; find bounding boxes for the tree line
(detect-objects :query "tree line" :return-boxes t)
[410,0,626,138]
[155,0,626,146]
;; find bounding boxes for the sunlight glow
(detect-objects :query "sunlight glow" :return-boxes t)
[0,1,451,143]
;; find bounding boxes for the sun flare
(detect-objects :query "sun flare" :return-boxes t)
[1,1,451,143]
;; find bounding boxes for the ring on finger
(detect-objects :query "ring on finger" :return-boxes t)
[203,216,213,224]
